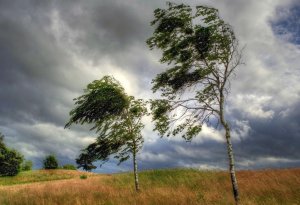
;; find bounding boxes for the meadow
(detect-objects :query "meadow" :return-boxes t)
[0,168,299,205]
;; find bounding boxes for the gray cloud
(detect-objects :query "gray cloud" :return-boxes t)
[0,0,299,172]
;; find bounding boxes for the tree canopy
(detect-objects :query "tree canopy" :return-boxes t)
[0,133,23,176]
[147,2,242,140]
[43,155,59,169]
[76,97,147,166]
[65,76,129,128]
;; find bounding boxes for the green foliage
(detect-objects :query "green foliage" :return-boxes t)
[80,174,88,179]
[147,2,242,139]
[76,97,148,169]
[43,155,58,169]
[0,133,24,176]
[76,152,97,171]
[62,164,76,170]
[65,76,129,128]
[21,160,33,171]
[150,99,171,136]
[66,76,147,171]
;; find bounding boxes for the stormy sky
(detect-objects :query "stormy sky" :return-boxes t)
[0,0,299,172]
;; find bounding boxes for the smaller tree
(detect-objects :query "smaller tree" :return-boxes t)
[43,155,58,169]
[66,76,147,191]
[0,133,23,176]
[21,160,33,171]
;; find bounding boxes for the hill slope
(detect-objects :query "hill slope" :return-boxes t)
[0,168,299,205]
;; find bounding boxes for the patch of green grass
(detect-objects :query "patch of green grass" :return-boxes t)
[0,170,79,186]
[80,174,88,179]
[106,168,221,190]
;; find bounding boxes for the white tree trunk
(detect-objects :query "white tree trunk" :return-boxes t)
[225,124,240,204]
[220,93,240,204]
[133,147,140,192]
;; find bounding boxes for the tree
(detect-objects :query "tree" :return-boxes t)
[43,155,59,169]
[147,3,243,204]
[0,133,24,176]
[76,152,96,172]
[21,160,33,171]
[66,76,147,191]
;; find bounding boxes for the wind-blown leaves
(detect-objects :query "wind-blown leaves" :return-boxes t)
[147,2,243,203]
[65,76,147,173]
[65,76,128,128]
[147,2,241,139]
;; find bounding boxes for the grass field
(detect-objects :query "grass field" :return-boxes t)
[0,168,299,205]
[0,170,95,186]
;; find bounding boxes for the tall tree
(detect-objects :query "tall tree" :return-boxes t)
[66,76,147,191]
[147,3,243,204]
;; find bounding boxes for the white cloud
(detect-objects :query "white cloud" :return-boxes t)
[138,152,170,162]
[168,123,224,144]
[179,162,224,171]
[238,157,300,167]
[229,94,275,119]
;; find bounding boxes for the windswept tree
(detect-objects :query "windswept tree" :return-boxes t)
[147,3,243,204]
[65,76,147,191]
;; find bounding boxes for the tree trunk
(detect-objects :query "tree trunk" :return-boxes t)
[220,94,240,205]
[133,146,140,192]
[224,123,240,205]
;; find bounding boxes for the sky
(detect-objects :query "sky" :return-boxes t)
[0,0,299,172]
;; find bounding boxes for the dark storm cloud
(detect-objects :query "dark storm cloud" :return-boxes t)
[0,0,81,126]
[0,0,300,172]
[52,0,165,92]
[271,1,300,45]
[59,0,147,52]
[132,101,300,171]
[92,139,228,173]
[236,104,300,159]
[0,0,161,167]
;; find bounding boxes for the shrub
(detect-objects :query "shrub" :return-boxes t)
[62,164,76,170]
[80,174,87,179]
[43,155,58,169]
[0,133,23,176]
[21,160,33,171]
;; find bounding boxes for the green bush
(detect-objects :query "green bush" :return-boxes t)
[62,164,76,170]
[0,133,23,176]
[21,160,33,171]
[43,155,58,169]
[80,174,87,179]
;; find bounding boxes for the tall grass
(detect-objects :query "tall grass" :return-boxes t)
[0,168,299,205]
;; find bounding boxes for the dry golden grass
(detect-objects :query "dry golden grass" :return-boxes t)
[0,168,299,205]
